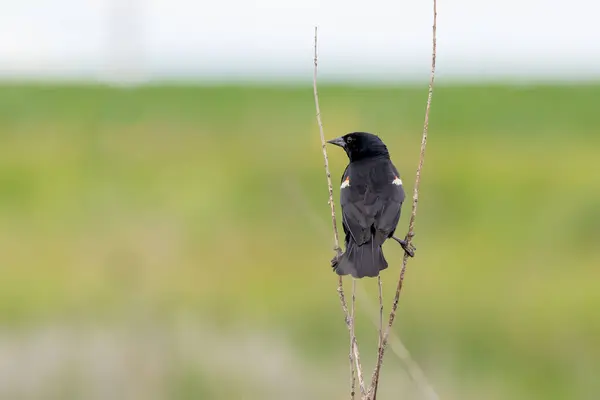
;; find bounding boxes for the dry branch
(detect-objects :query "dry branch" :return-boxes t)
[369,0,438,398]
[377,276,383,361]
[313,26,365,398]
[350,280,357,399]
[356,285,440,400]
[284,178,438,399]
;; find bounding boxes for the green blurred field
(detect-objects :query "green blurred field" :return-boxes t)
[0,83,599,399]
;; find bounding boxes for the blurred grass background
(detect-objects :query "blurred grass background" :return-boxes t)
[0,83,599,399]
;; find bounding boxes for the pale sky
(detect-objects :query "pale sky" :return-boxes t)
[0,0,598,82]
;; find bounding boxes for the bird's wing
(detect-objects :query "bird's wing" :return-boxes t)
[339,164,349,184]
[373,164,405,241]
[340,165,376,246]
[340,160,406,246]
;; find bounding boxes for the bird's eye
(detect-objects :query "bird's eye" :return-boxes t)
[346,137,353,143]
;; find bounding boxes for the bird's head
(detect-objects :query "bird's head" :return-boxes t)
[327,132,389,162]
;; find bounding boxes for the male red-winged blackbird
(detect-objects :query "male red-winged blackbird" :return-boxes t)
[327,132,414,279]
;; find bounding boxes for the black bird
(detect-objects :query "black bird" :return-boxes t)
[327,132,414,279]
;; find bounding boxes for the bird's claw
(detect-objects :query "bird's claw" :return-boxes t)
[392,235,416,258]
[401,241,416,258]
[331,251,342,270]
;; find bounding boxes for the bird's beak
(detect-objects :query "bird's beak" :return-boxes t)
[327,137,346,148]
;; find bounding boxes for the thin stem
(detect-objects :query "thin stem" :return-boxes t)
[377,275,383,360]
[356,285,440,400]
[369,0,437,397]
[350,279,356,400]
[350,279,356,399]
[313,27,341,257]
[351,279,366,396]
[314,25,365,398]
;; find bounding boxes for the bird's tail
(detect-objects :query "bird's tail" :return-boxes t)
[333,239,388,279]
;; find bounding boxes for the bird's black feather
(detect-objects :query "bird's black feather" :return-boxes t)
[328,132,405,278]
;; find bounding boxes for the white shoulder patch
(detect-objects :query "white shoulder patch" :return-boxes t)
[392,176,402,186]
[341,177,350,189]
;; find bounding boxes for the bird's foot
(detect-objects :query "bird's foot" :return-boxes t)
[392,234,416,258]
[331,250,343,271]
